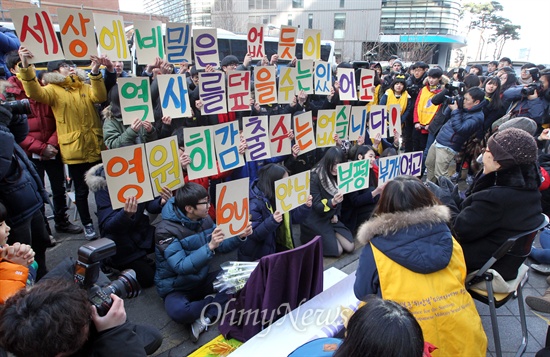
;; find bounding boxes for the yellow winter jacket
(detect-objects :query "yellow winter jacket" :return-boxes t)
[18,66,106,165]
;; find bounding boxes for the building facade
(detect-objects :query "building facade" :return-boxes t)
[143,0,213,26]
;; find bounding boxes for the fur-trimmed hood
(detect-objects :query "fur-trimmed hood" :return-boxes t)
[422,74,450,87]
[42,69,88,88]
[357,205,453,274]
[85,163,107,193]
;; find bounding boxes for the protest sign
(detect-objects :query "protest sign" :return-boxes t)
[293,111,316,154]
[316,109,336,147]
[133,20,164,65]
[303,29,321,60]
[358,69,375,102]
[227,70,251,112]
[349,106,367,141]
[242,116,271,161]
[118,77,154,125]
[296,60,314,95]
[57,9,97,60]
[93,13,130,61]
[378,151,423,184]
[193,28,219,69]
[156,74,192,118]
[214,122,245,173]
[165,22,192,64]
[337,68,357,101]
[269,114,292,156]
[184,126,218,180]
[278,67,296,104]
[314,61,332,95]
[254,66,277,105]
[335,105,350,140]
[216,178,249,237]
[275,171,310,213]
[145,136,184,196]
[199,72,227,115]
[337,160,370,194]
[388,104,402,137]
[247,24,265,60]
[368,105,388,139]
[278,25,297,60]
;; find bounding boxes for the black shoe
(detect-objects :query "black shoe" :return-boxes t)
[55,220,84,234]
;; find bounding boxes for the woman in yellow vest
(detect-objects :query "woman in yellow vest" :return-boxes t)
[354,175,487,356]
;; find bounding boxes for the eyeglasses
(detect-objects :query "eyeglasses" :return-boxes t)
[60,64,76,69]
[196,200,210,206]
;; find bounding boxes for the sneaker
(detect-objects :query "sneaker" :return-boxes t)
[190,316,210,343]
[526,292,550,313]
[531,264,550,275]
[450,172,460,183]
[465,175,474,186]
[46,235,57,248]
[55,220,84,234]
[84,223,97,240]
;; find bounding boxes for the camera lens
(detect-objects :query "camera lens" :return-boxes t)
[3,99,31,115]
[102,269,141,299]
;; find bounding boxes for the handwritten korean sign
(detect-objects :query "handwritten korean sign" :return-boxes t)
[183,126,218,180]
[214,122,245,173]
[242,115,271,161]
[337,68,357,101]
[358,69,375,102]
[278,25,297,61]
[118,77,154,125]
[368,105,388,139]
[316,109,336,147]
[216,178,249,237]
[227,69,251,112]
[269,114,292,156]
[134,20,164,65]
[166,22,192,64]
[57,9,97,60]
[378,151,423,185]
[93,13,130,61]
[278,67,296,104]
[337,160,370,194]
[247,24,265,60]
[156,74,192,118]
[254,66,277,105]
[296,60,314,95]
[145,136,184,196]
[303,29,321,60]
[349,106,367,141]
[293,111,316,155]
[335,105,350,140]
[315,61,332,95]
[388,104,402,137]
[193,28,219,70]
[199,72,227,115]
[275,171,310,213]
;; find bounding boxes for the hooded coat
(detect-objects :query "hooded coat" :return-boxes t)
[102,105,157,149]
[18,66,107,164]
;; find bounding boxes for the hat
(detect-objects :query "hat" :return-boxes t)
[391,75,407,89]
[411,61,429,70]
[389,55,399,60]
[498,117,537,136]
[487,128,538,168]
[471,64,483,73]
[47,60,74,72]
[220,55,239,67]
[427,68,443,78]
[392,59,403,67]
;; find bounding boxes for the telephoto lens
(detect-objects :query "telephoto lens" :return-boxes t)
[102,269,141,299]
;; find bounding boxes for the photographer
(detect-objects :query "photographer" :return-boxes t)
[425,87,486,183]
[0,279,152,357]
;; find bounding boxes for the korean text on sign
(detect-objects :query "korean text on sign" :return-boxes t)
[118,77,154,125]
[134,20,165,65]
[157,74,192,118]
[183,126,218,180]
[369,105,388,139]
[278,25,297,61]
[316,109,336,147]
[337,68,357,101]
[293,111,316,155]
[378,151,423,185]
[247,24,265,60]
[214,122,245,173]
[93,13,130,61]
[337,160,370,194]
[216,178,250,237]
[227,70,251,112]
[269,114,292,156]
[315,61,332,95]
[358,69,375,102]
[349,106,367,141]
[193,28,219,70]
[278,67,296,104]
[242,116,271,161]
[295,60,314,95]
[165,22,192,64]
[145,136,184,196]
[57,9,97,60]
[199,72,227,115]
[275,170,311,213]
[254,66,277,105]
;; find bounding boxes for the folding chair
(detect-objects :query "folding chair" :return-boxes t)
[467,213,549,357]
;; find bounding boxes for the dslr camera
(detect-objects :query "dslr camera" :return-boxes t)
[74,238,141,316]
[0,98,32,116]
[445,81,466,105]
[521,82,543,96]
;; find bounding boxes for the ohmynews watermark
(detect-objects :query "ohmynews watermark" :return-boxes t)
[200,298,345,336]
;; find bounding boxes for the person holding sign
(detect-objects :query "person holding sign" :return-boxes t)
[300,147,354,257]
[238,164,312,262]
[354,175,487,356]
[17,46,107,240]
[154,183,252,343]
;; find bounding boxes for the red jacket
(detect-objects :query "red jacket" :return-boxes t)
[6,76,58,157]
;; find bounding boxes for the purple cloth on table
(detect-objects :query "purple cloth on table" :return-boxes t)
[219,236,324,342]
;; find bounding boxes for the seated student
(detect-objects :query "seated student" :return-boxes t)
[354,175,487,356]
[334,298,425,357]
[154,183,252,343]
[239,164,312,261]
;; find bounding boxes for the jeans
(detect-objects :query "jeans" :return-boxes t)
[530,228,550,264]
[67,162,100,226]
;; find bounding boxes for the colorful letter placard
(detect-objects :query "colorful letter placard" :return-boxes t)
[349,106,367,141]
[269,114,292,156]
[93,13,130,61]
[388,104,402,137]
[315,61,332,95]
[145,136,185,196]
[337,68,357,101]
[335,105,350,140]
[214,122,244,173]
[11,8,64,63]
[254,66,277,105]
[247,24,265,60]
[227,70,251,112]
[337,160,370,194]
[118,77,154,125]
[242,116,271,161]
[316,109,336,147]
[369,105,388,139]
[193,28,219,70]
[303,29,321,60]
[378,151,423,184]
[165,22,192,64]
[275,171,310,213]
[296,60,314,95]
[278,67,296,104]
[184,126,218,180]
[216,178,249,237]
[294,111,316,154]
[134,20,164,65]
[278,25,297,61]
[101,144,155,210]
[156,74,192,118]
[199,72,227,115]
[358,69,375,102]
[57,9,97,60]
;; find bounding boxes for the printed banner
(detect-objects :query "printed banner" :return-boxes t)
[349,106,367,141]
[184,126,218,180]
[278,67,296,104]
[134,20,164,65]
[11,8,64,63]
[337,68,357,101]
[216,178,250,237]
[93,13,130,61]
[388,104,402,137]
[242,116,271,161]
[358,69,375,102]
[193,28,219,69]
[247,24,265,60]
[213,122,245,173]
[293,111,316,155]
[303,29,321,60]
[278,25,297,61]
[101,144,154,210]
[227,70,251,112]
[368,105,388,139]
[57,9,97,60]
[165,22,192,64]
[118,77,154,125]
[254,66,277,105]
[145,136,184,196]
[269,114,292,157]
[316,109,336,147]
[335,105,350,140]
[378,151,423,184]
[314,61,332,95]
[156,74,192,118]
[199,72,227,115]
[337,160,370,194]
[275,171,310,213]
[295,60,314,95]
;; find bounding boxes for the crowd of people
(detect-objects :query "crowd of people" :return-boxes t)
[2,21,550,355]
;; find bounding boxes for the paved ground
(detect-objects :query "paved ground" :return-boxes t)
[42,179,550,357]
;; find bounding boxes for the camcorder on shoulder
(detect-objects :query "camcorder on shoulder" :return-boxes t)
[445,81,466,105]
[74,238,141,316]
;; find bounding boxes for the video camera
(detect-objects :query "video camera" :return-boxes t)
[445,81,466,105]
[74,238,141,316]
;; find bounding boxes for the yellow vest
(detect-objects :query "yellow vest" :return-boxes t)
[415,87,440,126]
[372,238,487,357]
[384,89,409,115]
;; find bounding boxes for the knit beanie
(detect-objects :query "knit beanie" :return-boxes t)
[487,128,537,168]
[498,117,537,136]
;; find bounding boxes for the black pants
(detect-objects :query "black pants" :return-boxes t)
[67,162,100,226]
[32,157,68,224]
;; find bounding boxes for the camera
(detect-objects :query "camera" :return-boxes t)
[407,83,420,97]
[74,238,141,316]
[1,99,32,115]
[521,82,543,96]
[445,81,466,96]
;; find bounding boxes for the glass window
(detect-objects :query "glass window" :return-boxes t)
[340,0,345,7]
[292,0,303,9]
[334,13,346,39]
[288,14,293,26]
[308,13,313,29]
